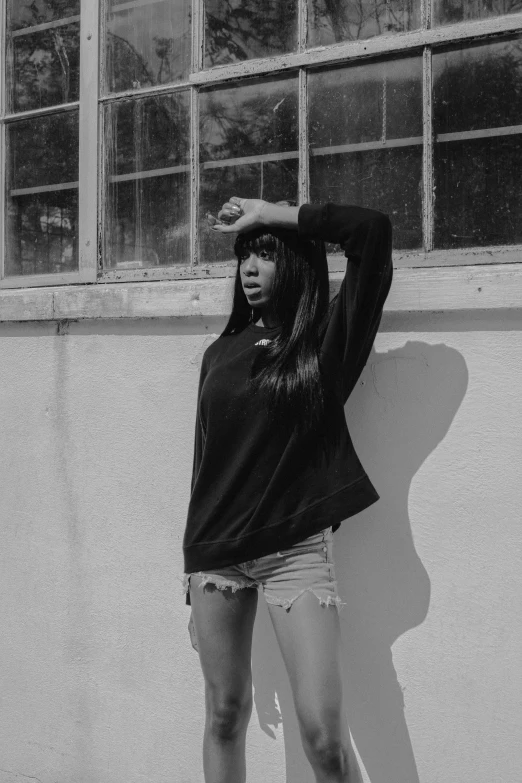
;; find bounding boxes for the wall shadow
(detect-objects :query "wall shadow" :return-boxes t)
[250,340,469,783]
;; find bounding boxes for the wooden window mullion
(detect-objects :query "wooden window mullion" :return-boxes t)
[78,0,100,283]
[422,46,434,252]
[422,0,432,30]
[190,0,204,268]
[298,68,309,206]
[0,0,6,280]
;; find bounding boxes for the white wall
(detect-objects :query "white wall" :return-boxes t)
[0,311,520,783]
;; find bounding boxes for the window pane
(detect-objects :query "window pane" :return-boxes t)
[434,0,522,27]
[7,1,80,112]
[204,0,298,67]
[103,93,190,269]
[5,112,79,276]
[105,0,191,94]
[199,77,299,264]
[433,38,522,248]
[309,58,423,250]
[308,0,420,47]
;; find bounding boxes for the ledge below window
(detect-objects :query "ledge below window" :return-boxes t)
[0,263,521,323]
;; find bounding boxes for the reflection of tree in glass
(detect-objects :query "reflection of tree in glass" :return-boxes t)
[6,113,79,275]
[8,2,81,112]
[105,0,191,93]
[11,26,80,111]
[309,63,422,147]
[205,0,298,66]
[309,64,423,250]
[199,81,299,263]
[8,0,79,31]
[434,41,522,133]
[309,0,418,45]
[436,0,522,25]
[107,32,155,93]
[107,95,190,175]
[433,40,522,247]
[9,113,79,190]
[200,83,298,161]
[104,95,190,268]
[7,193,78,276]
[106,29,190,92]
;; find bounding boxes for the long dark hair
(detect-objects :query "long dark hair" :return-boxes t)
[221,224,332,439]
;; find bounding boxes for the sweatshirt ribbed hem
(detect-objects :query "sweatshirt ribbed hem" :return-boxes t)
[183,472,379,575]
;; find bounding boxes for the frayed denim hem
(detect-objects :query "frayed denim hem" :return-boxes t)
[178,572,258,598]
[265,587,347,614]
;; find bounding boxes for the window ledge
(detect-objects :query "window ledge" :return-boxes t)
[1,263,521,323]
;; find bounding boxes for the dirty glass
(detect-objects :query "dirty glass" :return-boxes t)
[433,38,522,248]
[7,0,80,112]
[204,0,298,67]
[5,112,79,277]
[434,0,522,27]
[199,76,299,264]
[308,0,420,47]
[105,0,191,94]
[309,58,423,250]
[103,93,190,269]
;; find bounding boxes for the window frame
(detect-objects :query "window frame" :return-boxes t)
[0,1,522,291]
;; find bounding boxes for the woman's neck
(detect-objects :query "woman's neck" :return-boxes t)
[258,307,280,329]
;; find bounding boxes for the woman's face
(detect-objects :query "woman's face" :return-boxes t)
[239,248,276,308]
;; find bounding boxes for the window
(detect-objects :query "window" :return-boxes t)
[1,0,522,289]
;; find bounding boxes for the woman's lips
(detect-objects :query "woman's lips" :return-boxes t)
[245,287,262,298]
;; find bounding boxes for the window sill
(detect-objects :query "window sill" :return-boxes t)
[0,263,521,323]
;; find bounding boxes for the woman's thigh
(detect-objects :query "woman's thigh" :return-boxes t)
[189,575,259,704]
[267,590,345,742]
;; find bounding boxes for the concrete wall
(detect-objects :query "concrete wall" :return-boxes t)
[0,310,520,783]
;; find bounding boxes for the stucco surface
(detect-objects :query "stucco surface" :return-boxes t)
[0,312,520,783]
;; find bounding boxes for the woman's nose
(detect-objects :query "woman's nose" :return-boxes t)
[243,254,258,273]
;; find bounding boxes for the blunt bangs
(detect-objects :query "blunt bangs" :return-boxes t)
[234,228,301,262]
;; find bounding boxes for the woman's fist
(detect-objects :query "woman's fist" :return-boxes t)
[208,197,267,234]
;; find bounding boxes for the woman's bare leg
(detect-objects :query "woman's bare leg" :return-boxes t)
[189,576,259,783]
[267,591,363,783]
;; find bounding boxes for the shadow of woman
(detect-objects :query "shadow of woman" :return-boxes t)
[250,340,469,783]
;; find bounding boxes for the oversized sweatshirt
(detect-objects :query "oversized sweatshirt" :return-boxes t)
[182,203,393,605]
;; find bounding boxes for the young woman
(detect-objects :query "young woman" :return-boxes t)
[180,196,393,783]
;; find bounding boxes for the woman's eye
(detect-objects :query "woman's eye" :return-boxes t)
[259,250,271,260]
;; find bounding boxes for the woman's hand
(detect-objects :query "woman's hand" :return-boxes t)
[188,611,199,652]
[207,197,267,234]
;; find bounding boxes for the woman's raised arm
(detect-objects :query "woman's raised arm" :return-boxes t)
[208,197,299,233]
[298,203,393,402]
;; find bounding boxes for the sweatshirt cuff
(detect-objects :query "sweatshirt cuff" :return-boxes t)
[298,203,325,240]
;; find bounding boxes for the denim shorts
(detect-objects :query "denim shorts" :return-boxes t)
[180,526,346,613]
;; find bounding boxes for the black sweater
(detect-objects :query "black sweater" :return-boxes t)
[182,203,393,605]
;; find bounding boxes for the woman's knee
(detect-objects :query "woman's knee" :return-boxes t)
[206,686,253,740]
[298,708,347,768]
[302,727,347,776]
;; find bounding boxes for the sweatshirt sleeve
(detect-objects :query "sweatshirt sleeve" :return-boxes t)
[298,202,393,403]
